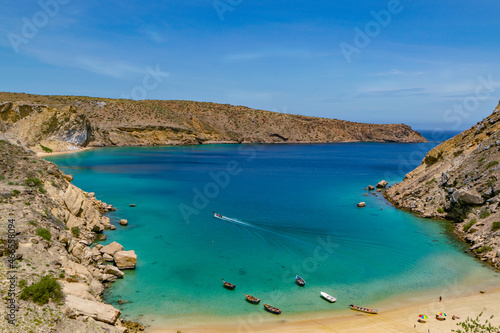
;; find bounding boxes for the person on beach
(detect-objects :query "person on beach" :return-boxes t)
[439,296,442,302]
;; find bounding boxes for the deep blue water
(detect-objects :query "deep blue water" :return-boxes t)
[45,137,498,324]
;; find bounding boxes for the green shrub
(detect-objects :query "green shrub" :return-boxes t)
[480,210,490,219]
[476,246,493,254]
[11,189,20,196]
[492,222,500,231]
[71,226,80,238]
[38,187,45,194]
[28,220,37,226]
[452,312,500,333]
[35,228,51,241]
[486,161,499,169]
[426,178,436,185]
[39,144,53,153]
[24,177,42,187]
[463,219,477,232]
[19,276,63,305]
[437,207,445,214]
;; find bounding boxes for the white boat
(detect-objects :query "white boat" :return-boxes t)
[213,212,223,219]
[320,292,336,303]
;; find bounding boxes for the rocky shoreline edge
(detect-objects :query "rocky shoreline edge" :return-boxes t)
[0,140,144,332]
[384,101,500,271]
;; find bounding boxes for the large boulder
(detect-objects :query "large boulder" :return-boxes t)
[357,202,366,208]
[376,180,388,188]
[64,184,85,216]
[65,294,121,324]
[104,265,125,278]
[100,241,124,256]
[114,250,137,270]
[452,189,484,205]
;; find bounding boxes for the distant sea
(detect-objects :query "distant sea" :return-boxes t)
[45,130,499,325]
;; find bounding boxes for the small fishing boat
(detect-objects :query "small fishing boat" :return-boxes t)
[295,275,306,286]
[264,304,281,314]
[349,304,378,314]
[245,294,260,304]
[222,279,235,289]
[320,292,336,303]
[129,204,136,207]
[213,212,223,219]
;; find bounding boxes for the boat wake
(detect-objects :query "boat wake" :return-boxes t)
[212,212,419,272]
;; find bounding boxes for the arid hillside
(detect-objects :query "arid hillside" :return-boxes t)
[0,92,426,153]
[385,100,500,269]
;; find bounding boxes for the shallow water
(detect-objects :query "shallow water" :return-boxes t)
[45,139,499,323]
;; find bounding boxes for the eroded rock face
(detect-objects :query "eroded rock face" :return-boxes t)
[114,250,137,270]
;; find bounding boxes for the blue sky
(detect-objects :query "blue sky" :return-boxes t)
[1,1,500,130]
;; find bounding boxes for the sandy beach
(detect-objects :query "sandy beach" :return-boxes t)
[148,287,500,333]
[36,147,93,157]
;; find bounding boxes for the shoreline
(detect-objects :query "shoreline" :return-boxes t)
[147,285,500,332]
[36,146,93,157]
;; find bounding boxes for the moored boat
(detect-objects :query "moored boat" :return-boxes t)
[245,294,260,304]
[349,304,378,314]
[264,304,281,314]
[222,279,235,289]
[295,275,306,286]
[320,291,336,303]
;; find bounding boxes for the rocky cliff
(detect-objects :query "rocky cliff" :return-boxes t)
[385,100,500,269]
[0,92,426,153]
[0,140,141,332]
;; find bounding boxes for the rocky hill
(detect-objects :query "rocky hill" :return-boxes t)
[0,140,142,332]
[385,100,500,269]
[0,92,426,153]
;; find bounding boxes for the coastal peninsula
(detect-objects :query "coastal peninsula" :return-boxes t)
[0,92,426,155]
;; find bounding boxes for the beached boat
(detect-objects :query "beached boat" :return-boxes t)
[245,294,260,304]
[213,212,223,219]
[222,279,235,289]
[320,292,336,303]
[349,304,378,314]
[264,304,281,314]
[295,275,306,286]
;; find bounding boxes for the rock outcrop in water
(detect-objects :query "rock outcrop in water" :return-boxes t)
[0,140,136,332]
[385,100,500,269]
[0,92,427,153]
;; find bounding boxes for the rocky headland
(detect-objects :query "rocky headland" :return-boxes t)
[0,92,426,154]
[385,100,500,269]
[0,140,142,332]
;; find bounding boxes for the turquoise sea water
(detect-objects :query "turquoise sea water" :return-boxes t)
[45,136,499,324]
